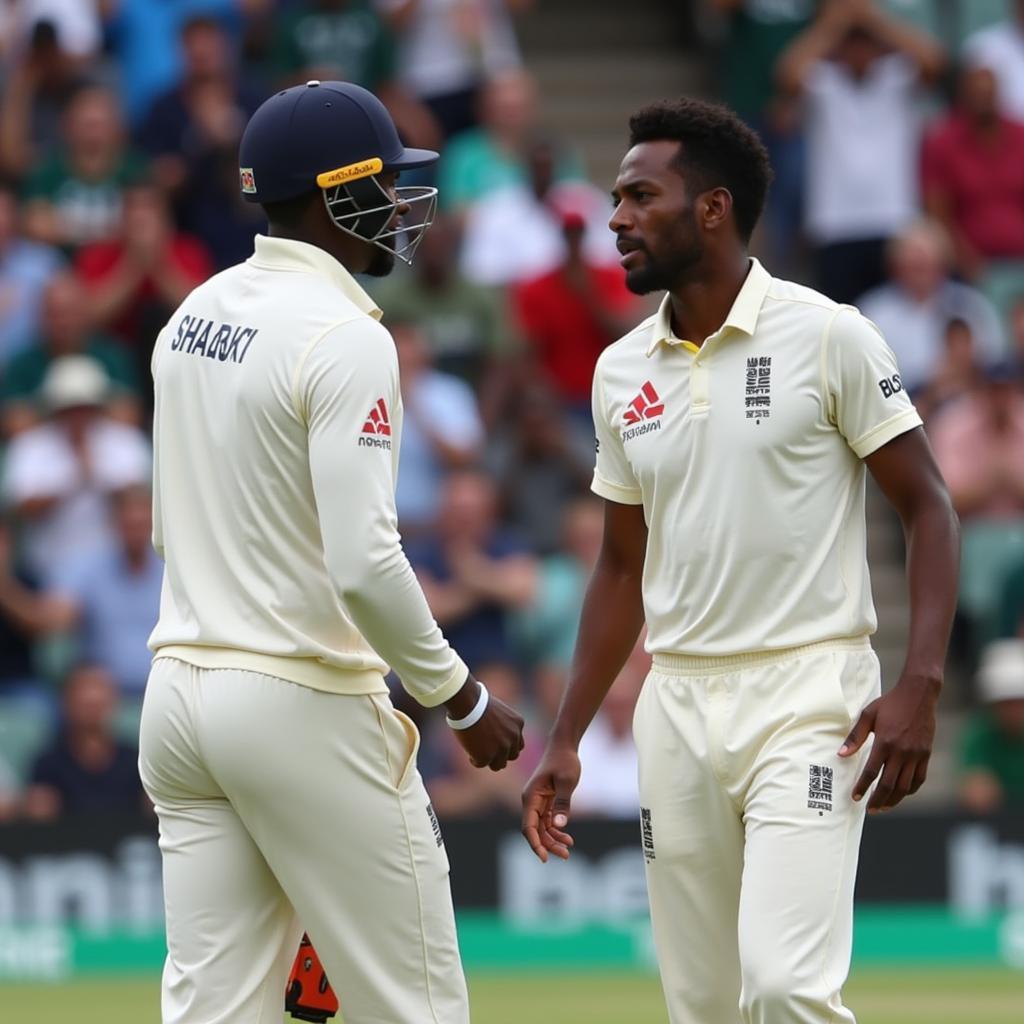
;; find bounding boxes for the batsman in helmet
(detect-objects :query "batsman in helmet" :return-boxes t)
[139,80,525,1024]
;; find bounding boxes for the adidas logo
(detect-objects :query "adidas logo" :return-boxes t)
[358,398,392,449]
[623,381,664,424]
[622,381,665,441]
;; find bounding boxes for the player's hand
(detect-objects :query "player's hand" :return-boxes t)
[451,691,525,772]
[521,743,580,863]
[838,674,939,812]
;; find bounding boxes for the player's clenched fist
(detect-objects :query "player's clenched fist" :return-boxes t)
[444,675,525,771]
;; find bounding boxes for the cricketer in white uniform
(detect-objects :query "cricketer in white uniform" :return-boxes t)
[139,81,524,1024]
[522,99,960,1024]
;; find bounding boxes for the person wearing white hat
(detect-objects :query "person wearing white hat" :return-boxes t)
[0,355,150,583]
[960,638,1024,813]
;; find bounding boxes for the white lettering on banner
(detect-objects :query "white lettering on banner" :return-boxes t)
[0,839,163,929]
[0,926,70,980]
[949,826,1024,919]
[1000,912,1024,968]
[498,836,649,924]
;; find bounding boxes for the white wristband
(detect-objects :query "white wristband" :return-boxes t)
[445,682,489,730]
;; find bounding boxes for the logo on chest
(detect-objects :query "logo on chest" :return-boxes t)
[622,380,664,441]
[745,356,772,423]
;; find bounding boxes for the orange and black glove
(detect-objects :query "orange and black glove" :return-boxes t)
[285,933,339,1022]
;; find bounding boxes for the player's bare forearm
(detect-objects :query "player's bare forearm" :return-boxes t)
[841,428,959,809]
[550,500,647,747]
[521,501,646,863]
[866,428,959,690]
[551,554,645,748]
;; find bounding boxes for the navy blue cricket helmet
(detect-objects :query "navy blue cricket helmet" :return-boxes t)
[238,80,438,264]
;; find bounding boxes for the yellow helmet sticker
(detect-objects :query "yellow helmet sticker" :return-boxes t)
[316,158,384,188]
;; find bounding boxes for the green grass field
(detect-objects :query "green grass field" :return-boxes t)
[3,968,1022,1023]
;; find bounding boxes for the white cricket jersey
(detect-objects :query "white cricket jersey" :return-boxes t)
[591,258,922,658]
[148,235,468,705]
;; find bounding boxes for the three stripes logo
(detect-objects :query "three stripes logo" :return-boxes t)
[622,381,665,441]
[358,398,392,449]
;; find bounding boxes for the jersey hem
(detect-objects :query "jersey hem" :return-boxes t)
[591,473,643,505]
[850,408,922,459]
[151,644,389,695]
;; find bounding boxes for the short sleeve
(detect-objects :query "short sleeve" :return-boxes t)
[590,363,642,505]
[824,307,923,459]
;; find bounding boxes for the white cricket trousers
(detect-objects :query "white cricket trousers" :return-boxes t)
[634,638,880,1024]
[138,657,470,1024]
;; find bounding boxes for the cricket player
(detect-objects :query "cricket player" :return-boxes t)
[521,98,960,1024]
[138,81,524,1024]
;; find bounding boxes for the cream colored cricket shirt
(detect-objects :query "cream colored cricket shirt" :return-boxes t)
[592,258,922,657]
[148,235,468,705]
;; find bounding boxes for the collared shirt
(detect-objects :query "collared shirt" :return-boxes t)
[149,234,468,704]
[591,259,921,657]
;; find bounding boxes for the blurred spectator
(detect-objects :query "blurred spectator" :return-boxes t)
[1012,294,1024,368]
[512,210,639,416]
[21,83,148,251]
[512,495,602,707]
[0,516,75,715]
[377,0,531,140]
[22,662,147,820]
[421,660,533,816]
[777,0,944,302]
[459,137,615,286]
[408,468,537,671]
[929,363,1024,522]
[101,0,253,127]
[3,2,103,61]
[573,641,648,818]
[962,0,1024,123]
[0,17,95,178]
[438,70,580,215]
[996,555,1024,639]
[391,319,484,535]
[269,0,440,151]
[1,355,151,583]
[960,638,1024,812]
[0,273,140,438]
[49,486,161,698]
[709,0,813,275]
[137,14,266,270]
[0,175,63,370]
[922,63,1024,281]
[931,364,1024,652]
[914,317,986,422]
[369,213,519,416]
[487,384,593,554]
[858,218,1005,394]
[74,181,212,381]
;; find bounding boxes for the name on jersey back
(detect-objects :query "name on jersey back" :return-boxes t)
[171,315,259,364]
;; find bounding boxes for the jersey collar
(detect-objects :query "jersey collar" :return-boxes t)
[646,257,772,356]
[248,235,383,322]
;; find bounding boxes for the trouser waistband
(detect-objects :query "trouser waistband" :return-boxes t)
[651,636,872,676]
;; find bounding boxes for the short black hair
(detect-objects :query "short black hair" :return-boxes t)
[628,98,772,243]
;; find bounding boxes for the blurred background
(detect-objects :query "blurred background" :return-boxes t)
[0,1,1023,1021]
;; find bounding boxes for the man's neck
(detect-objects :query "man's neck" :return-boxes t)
[667,253,751,346]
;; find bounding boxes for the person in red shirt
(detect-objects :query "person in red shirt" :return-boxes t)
[512,210,639,417]
[922,63,1024,280]
[74,181,212,406]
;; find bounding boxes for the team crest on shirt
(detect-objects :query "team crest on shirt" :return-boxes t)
[239,167,256,193]
[358,398,392,449]
[622,381,664,441]
[745,356,772,423]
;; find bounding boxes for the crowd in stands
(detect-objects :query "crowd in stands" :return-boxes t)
[0,0,1022,824]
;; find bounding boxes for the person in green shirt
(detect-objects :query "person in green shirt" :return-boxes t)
[0,273,140,438]
[960,638,1024,812]
[21,84,148,253]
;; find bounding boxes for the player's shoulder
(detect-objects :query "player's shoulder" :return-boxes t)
[595,311,661,376]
